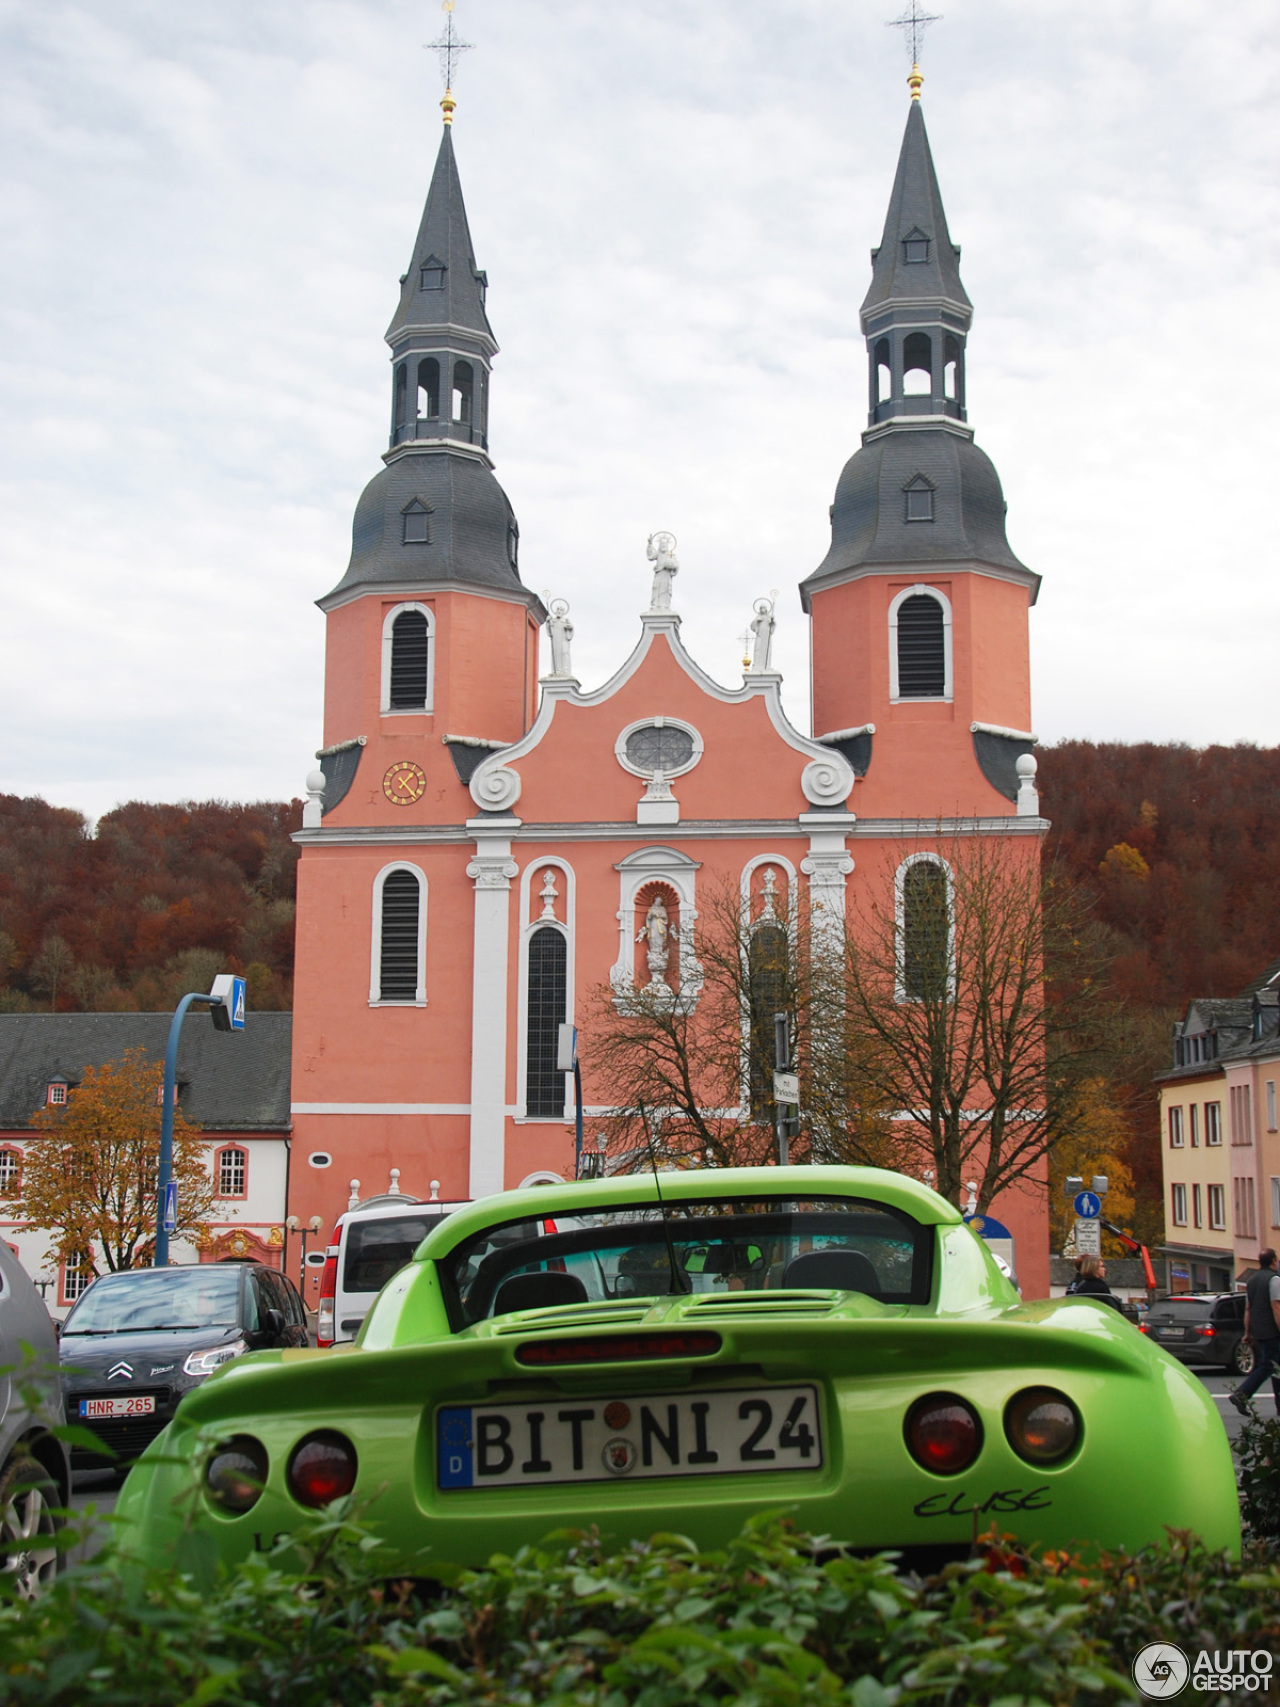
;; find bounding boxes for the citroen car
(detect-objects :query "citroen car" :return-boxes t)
[113,1167,1240,1573]
[61,1261,307,1467]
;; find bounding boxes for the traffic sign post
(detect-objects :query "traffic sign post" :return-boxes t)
[162,1180,178,1235]
[1074,1217,1101,1257]
[1073,1190,1103,1220]
[557,1023,585,1179]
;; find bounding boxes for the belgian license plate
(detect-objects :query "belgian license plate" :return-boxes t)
[436,1384,822,1490]
[79,1396,156,1419]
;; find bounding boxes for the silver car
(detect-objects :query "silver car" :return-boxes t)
[0,1242,69,1598]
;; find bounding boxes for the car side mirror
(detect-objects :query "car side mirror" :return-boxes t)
[264,1307,285,1338]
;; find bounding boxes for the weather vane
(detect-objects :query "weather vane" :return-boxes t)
[427,0,473,121]
[887,1,941,70]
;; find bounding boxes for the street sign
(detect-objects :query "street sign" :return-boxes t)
[1073,1190,1102,1219]
[556,1023,577,1072]
[773,1071,800,1104]
[1074,1216,1101,1256]
[210,974,246,1033]
[162,1180,178,1235]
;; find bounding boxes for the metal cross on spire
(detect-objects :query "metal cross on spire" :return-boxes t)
[886,1,942,66]
[427,0,473,94]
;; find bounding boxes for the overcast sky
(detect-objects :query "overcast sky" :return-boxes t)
[2,0,1278,821]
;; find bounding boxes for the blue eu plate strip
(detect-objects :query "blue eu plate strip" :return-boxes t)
[437,1406,474,1488]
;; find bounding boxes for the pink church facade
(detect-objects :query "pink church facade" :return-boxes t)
[286,92,1051,1298]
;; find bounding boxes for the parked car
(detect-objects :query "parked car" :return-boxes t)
[317,1192,469,1347]
[1140,1292,1251,1373]
[113,1166,1239,1575]
[61,1261,308,1467]
[0,1241,69,1599]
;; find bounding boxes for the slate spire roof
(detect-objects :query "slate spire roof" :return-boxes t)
[386,124,494,347]
[861,99,970,324]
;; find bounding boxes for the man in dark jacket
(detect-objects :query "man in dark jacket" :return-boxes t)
[1230,1249,1280,1415]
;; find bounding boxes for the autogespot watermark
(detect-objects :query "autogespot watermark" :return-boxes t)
[1132,1643,1275,1697]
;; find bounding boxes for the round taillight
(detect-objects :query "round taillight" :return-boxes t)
[205,1435,269,1513]
[286,1430,358,1508]
[1004,1387,1080,1466]
[904,1394,982,1475]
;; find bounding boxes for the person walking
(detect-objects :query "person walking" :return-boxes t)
[1231,1249,1280,1415]
[1070,1255,1124,1313]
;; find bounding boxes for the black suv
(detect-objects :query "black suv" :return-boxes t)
[60,1261,308,1466]
[1142,1292,1251,1374]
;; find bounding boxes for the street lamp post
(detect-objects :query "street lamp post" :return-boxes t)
[285,1214,324,1291]
[154,975,245,1268]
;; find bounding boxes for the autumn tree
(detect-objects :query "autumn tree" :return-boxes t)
[22,1048,214,1274]
[839,838,1120,1210]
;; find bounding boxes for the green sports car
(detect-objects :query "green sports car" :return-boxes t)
[113,1167,1239,1571]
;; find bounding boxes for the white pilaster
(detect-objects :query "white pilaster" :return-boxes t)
[465,820,519,1198]
[799,812,856,956]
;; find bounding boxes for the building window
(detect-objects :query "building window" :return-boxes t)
[1269,1082,1277,1132]
[525,926,567,1119]
[61,1255,93,1306]
[903,475,935,523]
[902,226,930,264]
[898,857,951,1003]
[419,260,445,290]
[1205,1101,1222,1146]
[417,357,440,419]
[747,920,790,1122]
[380,602,435,714]
[1211,1184,1228,1231]
[46,1082,67,1106]
[372,866,425,1004]
[0,1147,20,1196]
[1231,1084,1254,1146]
[216,1145,248,1200]
[1270,1177,1280,1230]
[507,516,519,570]
[1234,1176,1258,1239]
[889,585,952,701]
[401,499,432,547]
[1189,1104,1200,1147]
[1167,1106,1184,1147]
[1192,1183,1203,1228]
[1171,1183,1187,1227]
[452,360,474,424]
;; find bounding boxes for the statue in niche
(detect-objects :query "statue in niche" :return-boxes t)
[748,595,776,672]
[637,892,679,984]
[545,598,574,677]
[757,866,779,923]
[645,532,679,611]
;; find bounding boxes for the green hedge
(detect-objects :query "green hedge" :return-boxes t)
[3,1507,1279,1707]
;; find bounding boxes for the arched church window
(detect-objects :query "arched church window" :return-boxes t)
[388,607,430,708]
[943,334,961,404]
[452,361,473,424]
[377,868,423,1003]
[525,926,567,1118]
[748,921,790,1121]
[902,332,932,396]
[400,500,432,548]
[903,475,935,524]
[394,362,408,427]
[874,337,891,405]
[417,357,440,420]
[896,592,945,696]
[899,858,951,1003]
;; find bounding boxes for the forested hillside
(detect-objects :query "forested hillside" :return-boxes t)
[0,796,300,1013]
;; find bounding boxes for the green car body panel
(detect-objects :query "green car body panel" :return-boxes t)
[112,1167,1240,1568]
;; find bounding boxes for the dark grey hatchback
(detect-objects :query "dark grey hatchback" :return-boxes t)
[1141,1292,1252,1374]
[60,1262,308,1466]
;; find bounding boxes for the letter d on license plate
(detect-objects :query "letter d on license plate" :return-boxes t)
[436,1383,821,1490]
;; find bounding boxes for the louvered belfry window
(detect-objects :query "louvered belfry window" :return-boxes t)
[389,609,430,708]
[896,594,945,697]
[526,926,567,1118]
[379,870,420,1001]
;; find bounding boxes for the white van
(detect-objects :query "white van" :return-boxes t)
[317,1191,469,1347]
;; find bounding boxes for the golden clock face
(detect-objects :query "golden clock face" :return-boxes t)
[382,760,427,806]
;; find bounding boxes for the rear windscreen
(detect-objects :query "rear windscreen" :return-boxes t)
[1148,1300,1212,1321]
[343,1215,442,1295]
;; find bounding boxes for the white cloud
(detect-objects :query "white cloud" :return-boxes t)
[0,0,1277,818]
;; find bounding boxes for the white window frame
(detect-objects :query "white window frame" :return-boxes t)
[380,601,435,716]
[215,1144,248,1200]
[1171,1183,1187,1227]
[1210,1183,1227,1231]
[0,1147,20,1194]
[1205,1101,1222,1146]
[888,583,954,704]
[895,852,955,1003]
[1167,1105,1184,1147]
[515,857,576,1123]
[369,861,428,1006]
[46,1082,67,1106]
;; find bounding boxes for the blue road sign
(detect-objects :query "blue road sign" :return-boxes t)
[1073,1190,1102,1219]
[229,976,245,1030]
[163,1179,178,1234]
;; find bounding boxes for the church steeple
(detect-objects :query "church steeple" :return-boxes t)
[862,99,971,427]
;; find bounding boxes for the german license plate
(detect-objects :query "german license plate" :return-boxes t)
[1157,1327,1185,1339]
[436,1384,821,1489]
[79,1396,156,1419]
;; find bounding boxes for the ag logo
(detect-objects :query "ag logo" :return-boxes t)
[602,1437,637,1476]
[1132,1642,1189,1699]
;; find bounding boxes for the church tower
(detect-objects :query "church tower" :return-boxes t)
[801,81,1040,818]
